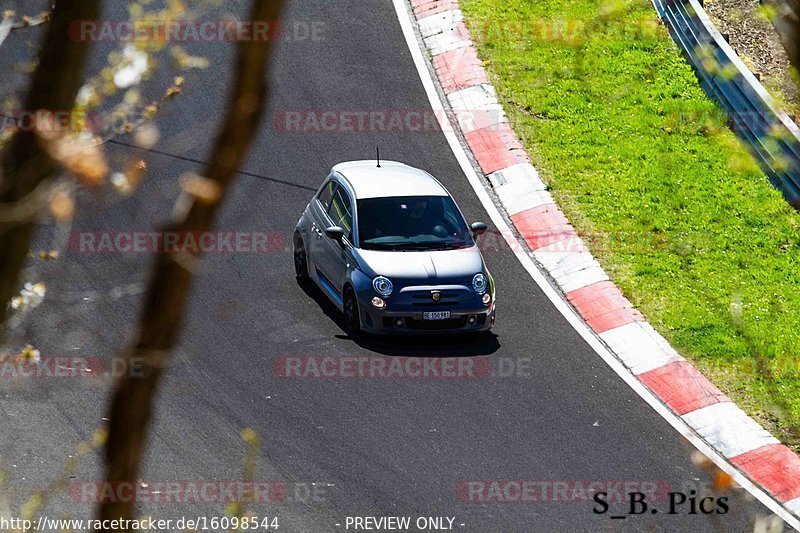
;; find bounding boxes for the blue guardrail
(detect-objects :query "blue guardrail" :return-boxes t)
[653,0,800,208]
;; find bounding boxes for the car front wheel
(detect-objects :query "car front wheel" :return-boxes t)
[294,235,309,283]
[343,286,361,336]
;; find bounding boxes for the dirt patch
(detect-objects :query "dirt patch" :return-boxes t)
[703,0,800,115]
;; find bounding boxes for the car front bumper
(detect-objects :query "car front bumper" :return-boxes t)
[358,298,496,336]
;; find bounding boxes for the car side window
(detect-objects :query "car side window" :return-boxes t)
[327,187,354,243]
[317,180,336,210]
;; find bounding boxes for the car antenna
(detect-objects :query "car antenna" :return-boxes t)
[376,146,381,168]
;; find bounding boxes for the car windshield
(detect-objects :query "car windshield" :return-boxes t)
[357,195,474,251]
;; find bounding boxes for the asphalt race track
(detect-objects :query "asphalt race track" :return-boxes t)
[0,0,786,531]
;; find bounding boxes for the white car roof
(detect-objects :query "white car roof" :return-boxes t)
[332,160,449,199]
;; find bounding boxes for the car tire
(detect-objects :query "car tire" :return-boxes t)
[343,286,361,336]
[294,235,309,283]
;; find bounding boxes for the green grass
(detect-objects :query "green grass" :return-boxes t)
[460,0,800,448]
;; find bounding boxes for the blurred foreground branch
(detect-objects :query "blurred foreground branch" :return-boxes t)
[765,0,800,80]
[0,0,101,340]
[97,0,285,528]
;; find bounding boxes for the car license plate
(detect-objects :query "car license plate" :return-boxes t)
[423,311,451,320]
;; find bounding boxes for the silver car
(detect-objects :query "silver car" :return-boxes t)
[294,160,495,336]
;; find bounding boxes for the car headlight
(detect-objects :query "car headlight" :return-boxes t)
[472,273,488,294]
[372,276,393,297]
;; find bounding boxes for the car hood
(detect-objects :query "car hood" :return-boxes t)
[356,245,485,282]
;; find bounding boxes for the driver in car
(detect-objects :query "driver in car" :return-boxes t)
[401,199,430,234]
[390,198,449,240]
[369,197,453,242]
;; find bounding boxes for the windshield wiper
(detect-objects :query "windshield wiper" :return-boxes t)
[391,242,459,251]
[363,242,403,250]
[415,241,459,249]
[363,241,462,251]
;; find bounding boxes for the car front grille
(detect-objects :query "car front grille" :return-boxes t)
[404,316,469,330]
[409,291,463,307]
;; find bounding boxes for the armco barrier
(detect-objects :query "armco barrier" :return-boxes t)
[653,0,800,208]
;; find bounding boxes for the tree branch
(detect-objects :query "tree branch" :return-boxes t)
[766,0,800,81]
[97,0,285,527]
[0,0,102,339]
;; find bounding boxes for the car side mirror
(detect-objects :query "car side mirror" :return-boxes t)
[471,222,488,236]
[325,226,346,246]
